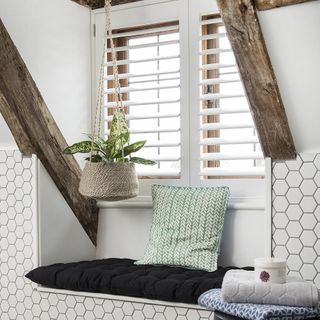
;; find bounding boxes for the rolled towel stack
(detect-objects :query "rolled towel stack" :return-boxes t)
[222,270,319,307]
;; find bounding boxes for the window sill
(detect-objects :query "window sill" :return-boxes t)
[97,196,265,211]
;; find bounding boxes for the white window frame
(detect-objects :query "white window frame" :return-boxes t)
[92,0,269,199]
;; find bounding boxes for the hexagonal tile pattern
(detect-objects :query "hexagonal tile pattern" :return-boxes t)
[300,197,317,213]
[273,180,289,196]
[300,247,317,264]
[273,212,289,229]
[286,238,302,255]
[286,188,303,204]
[300,180,317,196]
[273,153,320,286]
[286,221,302,237]
[273,245,289,259]
[314,189,320,203]
[0,150,214,320]
[287,255,303,272]
[286,172,303,188]
[300,230,317,246]
[273,229,288,246]
[286,205,302,221]
[300,214,317,230]
[301,163,317,179]
[273,162,289,179]
[273,196,289,212]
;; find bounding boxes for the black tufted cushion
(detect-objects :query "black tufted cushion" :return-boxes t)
[26,258,251,304]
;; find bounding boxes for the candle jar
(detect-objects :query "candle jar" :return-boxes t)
[254,257,287,284]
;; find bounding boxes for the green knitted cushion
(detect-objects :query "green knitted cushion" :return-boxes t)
[135,185,230,272]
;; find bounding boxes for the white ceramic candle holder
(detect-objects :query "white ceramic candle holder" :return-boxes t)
[254,257,287,284]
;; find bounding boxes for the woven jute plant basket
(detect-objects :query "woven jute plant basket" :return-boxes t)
[79,162,139,201]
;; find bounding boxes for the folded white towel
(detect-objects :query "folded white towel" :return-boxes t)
[222,270,319,307]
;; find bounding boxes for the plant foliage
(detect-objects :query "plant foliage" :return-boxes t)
[63,110,156,166]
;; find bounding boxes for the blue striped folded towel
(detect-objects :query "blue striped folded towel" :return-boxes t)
[198,289,320,320]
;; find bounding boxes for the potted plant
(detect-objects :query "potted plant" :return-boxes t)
[63,0,156,201]
[63,110,156,201]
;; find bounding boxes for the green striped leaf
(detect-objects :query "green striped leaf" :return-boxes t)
[114,140,146,158]
[63,141,99,155]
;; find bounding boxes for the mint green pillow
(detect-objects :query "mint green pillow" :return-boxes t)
[135,185,230,272]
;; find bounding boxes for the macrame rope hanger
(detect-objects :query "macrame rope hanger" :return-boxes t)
[91,0,126,159]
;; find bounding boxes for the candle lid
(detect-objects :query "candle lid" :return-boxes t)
[254,257,286,268]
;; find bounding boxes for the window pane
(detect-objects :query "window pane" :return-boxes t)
[200,16,264,178]
[105,23,181,178]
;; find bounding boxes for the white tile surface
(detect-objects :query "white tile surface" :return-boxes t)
[300,180,317,196]
[286,188,303,204]
[286,171,303,188]
[300,163,317,179]
[0,149,214,320]
[273,153,320,285]
[273,180,289,196]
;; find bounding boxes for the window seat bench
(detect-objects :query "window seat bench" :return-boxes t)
[26,258,250,305]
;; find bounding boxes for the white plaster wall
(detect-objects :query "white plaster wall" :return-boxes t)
[258,1,320,154]
[96,206,267,268]
[0,0,96,264]
[0,117,16,148]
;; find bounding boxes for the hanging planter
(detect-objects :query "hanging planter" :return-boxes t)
[63,110,156,202]
[62,0,156,201]
[79,162,138,201]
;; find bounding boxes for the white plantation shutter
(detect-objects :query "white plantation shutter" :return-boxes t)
[105,23,181,177]
[199,16,264,178]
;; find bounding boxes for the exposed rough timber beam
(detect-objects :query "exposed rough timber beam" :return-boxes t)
[0,19,99,245]
[71,0,141,10]
[255,0,317,10]
[216,0,296,160]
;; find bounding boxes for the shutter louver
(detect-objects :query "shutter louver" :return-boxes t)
[105,23,181,178]
[199,16,264,178]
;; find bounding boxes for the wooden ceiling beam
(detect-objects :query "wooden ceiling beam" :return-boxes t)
[255,0,317,11]
[0,19,99,245]
[217,0,296,160]
[71,0,141,10]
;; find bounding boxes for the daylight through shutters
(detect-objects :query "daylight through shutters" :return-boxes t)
[105,22,181,178]
[199,16,265,178]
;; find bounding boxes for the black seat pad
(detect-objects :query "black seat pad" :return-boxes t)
[26,258,250,304]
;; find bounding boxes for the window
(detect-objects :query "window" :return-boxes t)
[105,23,181,178]
[199,16,264,178]
[95,0,266,189]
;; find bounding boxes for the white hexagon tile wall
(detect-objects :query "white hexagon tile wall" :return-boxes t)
[273,153,320,287]
[0,149,214,320]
